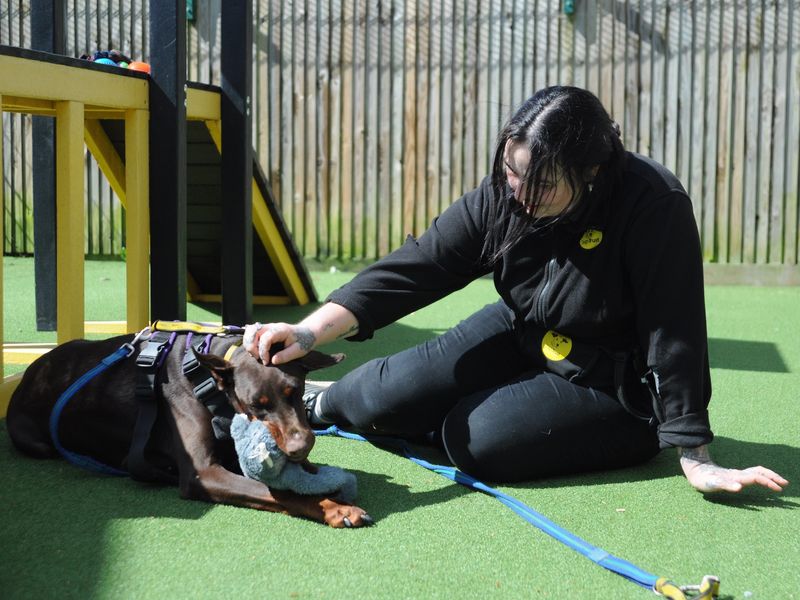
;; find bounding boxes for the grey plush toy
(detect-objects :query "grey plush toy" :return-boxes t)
[230,413,357,503]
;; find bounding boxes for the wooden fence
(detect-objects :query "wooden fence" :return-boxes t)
[2,0,799,268]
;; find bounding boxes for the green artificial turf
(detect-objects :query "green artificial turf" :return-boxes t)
[1,257,798,599]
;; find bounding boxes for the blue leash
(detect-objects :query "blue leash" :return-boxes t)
[49,342,136,476]
[315,425,659,591]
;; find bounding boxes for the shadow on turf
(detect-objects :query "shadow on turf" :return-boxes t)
[708,338,789,373]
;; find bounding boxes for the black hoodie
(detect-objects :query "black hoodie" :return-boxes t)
[327,152,713,449]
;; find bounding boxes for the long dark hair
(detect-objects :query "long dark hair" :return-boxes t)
[481,86,625,265]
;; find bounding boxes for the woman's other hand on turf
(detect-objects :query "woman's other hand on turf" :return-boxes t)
[678,445,789,493]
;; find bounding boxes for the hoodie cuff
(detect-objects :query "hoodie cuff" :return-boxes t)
[657,412,714,449]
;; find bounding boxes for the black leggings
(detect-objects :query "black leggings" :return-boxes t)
[323,301,660,483]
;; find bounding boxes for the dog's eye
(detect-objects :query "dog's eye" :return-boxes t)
[257,395,272,408]
[282,385,296,398]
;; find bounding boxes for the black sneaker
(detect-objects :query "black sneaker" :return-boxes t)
[302,381,333,424]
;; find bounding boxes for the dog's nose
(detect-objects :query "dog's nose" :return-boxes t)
[284,428,315,460]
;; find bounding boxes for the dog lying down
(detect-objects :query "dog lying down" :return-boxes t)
[6,327,372,528]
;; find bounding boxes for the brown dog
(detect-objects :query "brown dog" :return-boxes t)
[6,331,372,528]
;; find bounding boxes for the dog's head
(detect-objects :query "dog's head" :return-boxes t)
[195,348,344,462]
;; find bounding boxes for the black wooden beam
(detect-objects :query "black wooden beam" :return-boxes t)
[148,0,187,320]
[220,0,254,325]
[31,0,65,331]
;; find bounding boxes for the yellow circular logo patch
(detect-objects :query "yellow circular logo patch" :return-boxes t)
[541,330,572,361]
[580,229,603,250]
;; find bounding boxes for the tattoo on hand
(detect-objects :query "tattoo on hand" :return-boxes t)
[294,327,316,351]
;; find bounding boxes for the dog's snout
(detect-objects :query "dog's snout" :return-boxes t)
[284,427,315,460]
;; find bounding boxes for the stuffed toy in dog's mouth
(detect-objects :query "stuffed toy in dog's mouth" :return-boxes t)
[230,413,357,503]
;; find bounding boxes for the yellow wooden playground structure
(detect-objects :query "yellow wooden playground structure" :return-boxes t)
[0,46,316,417]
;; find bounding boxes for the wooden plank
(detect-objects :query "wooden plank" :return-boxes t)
[462,0,478,188]
[351,0,367,257]
[768,0,787,264]
[340,0,355,258]
[403,0,418,239]
[449,0,464,209]
[1,93,3,374]
[703,263,800,285]
[125,108,149,331]
[637,0,652,156]
[292,0,306,252]
[756,1,776,263]
[475,1,490,180]
[268,0,283,211]
[663,0,680,174]
[390,0,405,247]
[677,2,693,205]
[425,0,440,225]
[571,0,587,90]
[414,0,430,234]
[304,0,318,258]
[533,0,548,91]
[689,1,706,235]
[55,100,85,343]
[317,0,332,259]
[702,0,721,261]
[377,0,393,255]
[0,54,149,109]
[327,0,343,258]
[438,0,453,217]
[584,0,599,94]
[598,0,613,110]
[650,1,667,163]
[280,0,295,232]
[728,0,748,263]
[364,0,380,258]
[715,1,735,264]
[621,0,638,151]
[785,0,800,265]
[743,1,762,263]
[610,0,625,128]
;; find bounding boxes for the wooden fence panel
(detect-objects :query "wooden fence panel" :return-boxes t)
[2,0,799,271]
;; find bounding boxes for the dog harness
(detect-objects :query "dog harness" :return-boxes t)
[127,321,245,482]
[48,321,245,481]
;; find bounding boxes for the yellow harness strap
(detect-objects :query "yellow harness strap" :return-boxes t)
[151,320,227,335]
[223,344,241,362]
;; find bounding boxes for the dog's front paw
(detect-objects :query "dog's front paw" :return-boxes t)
[320,499,374,528]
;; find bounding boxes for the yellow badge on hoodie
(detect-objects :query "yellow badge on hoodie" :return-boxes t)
[542,330,572,361]
[580,228,603,250]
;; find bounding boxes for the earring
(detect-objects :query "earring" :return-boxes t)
[587,182,594,193]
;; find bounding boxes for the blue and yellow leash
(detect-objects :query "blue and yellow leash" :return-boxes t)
[315,425,720,599]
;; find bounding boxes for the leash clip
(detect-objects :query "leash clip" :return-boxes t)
[121,342,136,357]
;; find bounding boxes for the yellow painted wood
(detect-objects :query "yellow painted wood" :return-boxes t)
[252,182,310,305]
[0,54,148,110]
[186,271,202,301]
[186,87,221,121]
[84,119,127,206]
[3,344,55,365]
[84,321,129,334]
[204,120,310,305]
[205,119,222,152]
[0,95,55,115]
[0,374,24,419]
[56,100,86,344]
[125,109,151,331]
[1,94,4,376]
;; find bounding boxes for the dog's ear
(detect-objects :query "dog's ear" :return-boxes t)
[296,351,345,373]
[195,352,235,390]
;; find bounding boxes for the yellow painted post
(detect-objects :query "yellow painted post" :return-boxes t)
[55,100,85,343]
[1,93,4,376]
[125,109,150,331]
